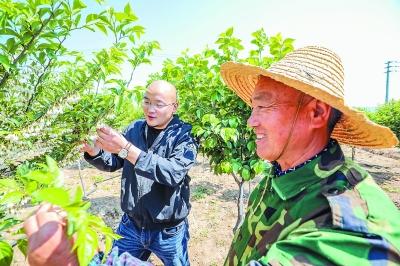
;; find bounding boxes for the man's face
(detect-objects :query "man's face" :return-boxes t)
[142,84,177,129]
[247,76,304,161]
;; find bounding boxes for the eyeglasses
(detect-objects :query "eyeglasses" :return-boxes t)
[142,100,176,110]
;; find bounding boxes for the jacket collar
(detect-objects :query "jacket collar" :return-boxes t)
[143,115,181,151]
[271,139,345,201]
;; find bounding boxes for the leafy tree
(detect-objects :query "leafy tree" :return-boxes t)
[0,157,120,266]
[151,28,295,231]
[0,0,160,174]
[0,0,159,264]
[364,99,400,145]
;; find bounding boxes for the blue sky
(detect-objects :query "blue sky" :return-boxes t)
[66,0,400,107]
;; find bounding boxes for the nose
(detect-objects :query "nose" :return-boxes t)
[247,110,259,128]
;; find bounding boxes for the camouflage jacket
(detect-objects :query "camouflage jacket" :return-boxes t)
[225,140,400,265]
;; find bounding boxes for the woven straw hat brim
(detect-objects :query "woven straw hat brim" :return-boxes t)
[221,61,399,148]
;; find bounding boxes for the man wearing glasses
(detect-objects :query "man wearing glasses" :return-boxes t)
[81,80,198,266]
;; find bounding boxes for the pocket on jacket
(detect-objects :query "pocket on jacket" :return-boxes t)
[162,221,185,237]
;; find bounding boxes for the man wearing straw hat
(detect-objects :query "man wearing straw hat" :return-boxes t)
[220,46,400,265]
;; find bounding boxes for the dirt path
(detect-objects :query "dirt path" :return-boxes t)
[11,145,400,265]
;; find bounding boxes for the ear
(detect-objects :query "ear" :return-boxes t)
[306,99,331,129]
[172,102,179,113]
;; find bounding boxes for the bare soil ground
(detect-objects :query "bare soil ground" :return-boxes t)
[11,145,400,265]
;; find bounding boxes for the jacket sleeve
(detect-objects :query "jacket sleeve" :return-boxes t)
[249,227,400,266]
[84,150,124,172]
[133,132,198,187]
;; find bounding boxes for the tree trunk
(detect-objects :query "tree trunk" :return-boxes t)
[248,180,251,198]
[232,173,245,232]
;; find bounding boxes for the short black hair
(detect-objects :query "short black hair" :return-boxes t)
[328,107,342,135]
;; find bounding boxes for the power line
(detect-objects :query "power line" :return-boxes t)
[384,61,400,103]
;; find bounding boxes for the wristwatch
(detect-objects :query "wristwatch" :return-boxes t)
[118,142,132,159]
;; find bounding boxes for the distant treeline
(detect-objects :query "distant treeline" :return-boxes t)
[359,99,400,146]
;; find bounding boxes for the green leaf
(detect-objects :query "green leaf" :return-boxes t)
[247,141,256,152]
[75,228,98,266]
[46,156,59,174]
[74,13,82,26]
[95,22,108,35]
[220,128,236,142]
[0,55,11,70]
[220,161,232,173]
[192,125,205,136]
[231,161,241,174]
[0,179,18,193]
[104,233,113,255]
[32,188,70,207]
[85,13,98,24]
[73,0,87,10]
[228,118,238,128]
[0,28,20,38]
[252,160,266,175]
[114,12,129,22]
[241,168,251,181]
[0,191,23,205]
[0,241,13,266]
[131,25,144,36]
[0,217,20,232]
[201,114,220,127]
[67,215,76,236]
[204,137,217,149]
[38,51,46,64]
[124,3,132,15]
[26,181,38,194]
[46,156,64,187]
[25,170,51,185]
[17,239,28,257]
[226,27,234,37]
[71,186,83,204]
[5,38,16,52]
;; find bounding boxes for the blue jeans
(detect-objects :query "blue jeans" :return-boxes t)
[113,214,190,266]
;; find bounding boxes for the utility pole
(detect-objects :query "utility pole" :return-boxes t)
[384,61,400,103]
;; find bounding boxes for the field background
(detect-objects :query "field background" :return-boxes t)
[12,145,400,266]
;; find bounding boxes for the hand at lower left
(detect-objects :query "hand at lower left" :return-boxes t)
[23,204,78,266]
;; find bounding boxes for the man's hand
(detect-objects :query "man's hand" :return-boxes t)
[95,126,128,154]
[23,204,78,266]
[80,136,101,157]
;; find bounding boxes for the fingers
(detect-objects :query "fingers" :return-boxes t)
[23,203,61,237]
[95,126,126,152]
[96,126,120,140]
[81,126,124,154]
[24,213,39,237]
[95,136,105,149]
[36,203,53,214]
[52,205,67,220]
[80,137,102,156]
[98,125,111,134]
[79,142,94,153]
[96,125,113,136]
[36,212,62,232]
[33,204,63,227]
[79,142,90,152]
[96,129,109,142]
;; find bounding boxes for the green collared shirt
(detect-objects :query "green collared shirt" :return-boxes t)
[225,140,400,265]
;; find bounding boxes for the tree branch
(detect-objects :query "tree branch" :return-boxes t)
[25,31,69,112]
[0,2,63,88]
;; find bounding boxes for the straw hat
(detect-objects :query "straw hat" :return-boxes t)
[220,46,399,148]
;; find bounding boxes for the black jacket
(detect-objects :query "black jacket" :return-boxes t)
[84,115,198,229]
